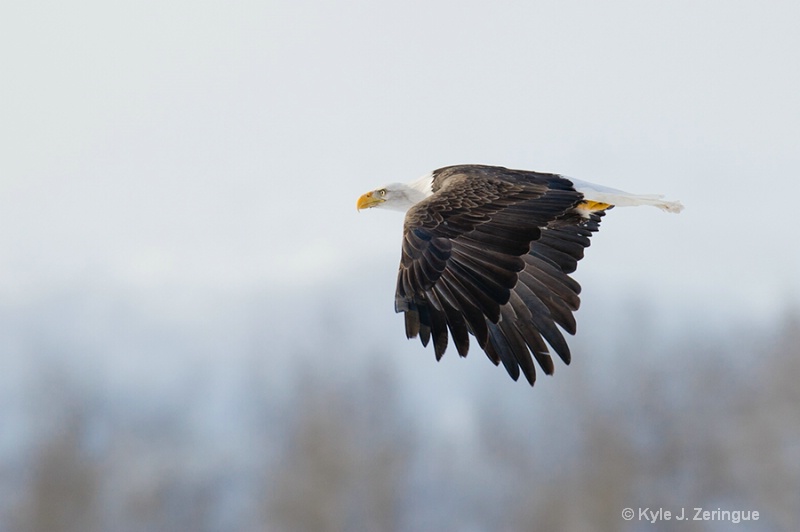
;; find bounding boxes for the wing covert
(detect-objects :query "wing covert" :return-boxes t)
[394,166,599,383]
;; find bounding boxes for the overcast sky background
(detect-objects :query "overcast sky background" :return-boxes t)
[2,1,799,323]
[3,5,800,527]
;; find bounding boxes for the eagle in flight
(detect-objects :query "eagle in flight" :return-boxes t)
[357,164,682,385]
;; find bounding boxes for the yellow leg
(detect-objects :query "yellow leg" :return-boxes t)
[577,200,612,212]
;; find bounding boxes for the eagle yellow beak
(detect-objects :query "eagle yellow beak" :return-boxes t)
[357,191,384,210]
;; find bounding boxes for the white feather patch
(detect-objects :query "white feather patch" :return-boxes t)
[565,176,684,213]
[408,172,434,197]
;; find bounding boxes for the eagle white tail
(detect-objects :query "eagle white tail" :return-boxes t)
[566,176,684,213]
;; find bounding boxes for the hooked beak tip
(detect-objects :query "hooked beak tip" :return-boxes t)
[357,191,382,210]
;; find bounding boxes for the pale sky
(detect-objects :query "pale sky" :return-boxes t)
[2,1,799,318]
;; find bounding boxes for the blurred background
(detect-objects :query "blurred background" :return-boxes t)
[2,1,799,531]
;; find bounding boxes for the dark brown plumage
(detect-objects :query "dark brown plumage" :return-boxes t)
[393,165,608,385]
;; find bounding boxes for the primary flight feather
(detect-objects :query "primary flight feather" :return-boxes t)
[357,164,683,385]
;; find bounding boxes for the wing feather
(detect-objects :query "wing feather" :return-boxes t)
[394,164,607,384]
[487,321,521,382]
[440,269,490,347]
[434,283,472,357]
[508,291,555,376]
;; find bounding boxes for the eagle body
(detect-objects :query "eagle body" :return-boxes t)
[357,164,682,385]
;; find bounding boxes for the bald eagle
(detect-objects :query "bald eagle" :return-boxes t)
[357,165,682,385]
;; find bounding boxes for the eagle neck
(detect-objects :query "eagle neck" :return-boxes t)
[405,172,434,203]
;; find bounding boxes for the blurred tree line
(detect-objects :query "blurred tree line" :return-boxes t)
[2,309,798,532]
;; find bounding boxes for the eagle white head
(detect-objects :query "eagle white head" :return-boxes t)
[356,173,434,213]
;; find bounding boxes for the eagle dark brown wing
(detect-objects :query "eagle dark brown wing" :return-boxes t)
[395,165,608,385]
